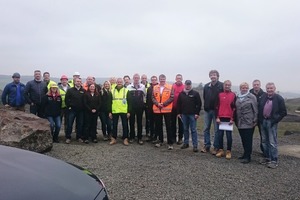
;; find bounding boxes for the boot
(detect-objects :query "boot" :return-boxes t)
[216,149,224,158]
[226,150,231,159]
[109,137,117,145]
[123,138,129,146]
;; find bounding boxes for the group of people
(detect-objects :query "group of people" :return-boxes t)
[1,69,287,169]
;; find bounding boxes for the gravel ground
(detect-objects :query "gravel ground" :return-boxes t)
[46,131,300,200]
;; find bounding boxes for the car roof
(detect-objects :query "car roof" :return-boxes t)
[0,145,102,200]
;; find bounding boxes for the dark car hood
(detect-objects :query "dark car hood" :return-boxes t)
[0,145,102,200]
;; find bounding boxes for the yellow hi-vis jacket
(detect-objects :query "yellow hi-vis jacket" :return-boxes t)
[111,87,129,114]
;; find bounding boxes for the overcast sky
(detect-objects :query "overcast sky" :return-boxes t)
[0,0,299,92]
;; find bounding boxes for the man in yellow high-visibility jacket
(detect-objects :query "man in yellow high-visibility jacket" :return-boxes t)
[108,78,131,146]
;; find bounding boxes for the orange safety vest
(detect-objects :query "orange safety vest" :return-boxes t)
[152,83,173,113]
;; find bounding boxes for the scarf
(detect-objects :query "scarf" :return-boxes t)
[237,91,249,101]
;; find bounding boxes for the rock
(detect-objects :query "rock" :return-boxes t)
[0,107,52,153]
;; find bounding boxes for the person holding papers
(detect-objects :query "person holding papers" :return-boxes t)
[215,80,236,159]
[235,82,258,164]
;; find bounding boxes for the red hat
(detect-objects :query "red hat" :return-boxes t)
[60,75,68,80]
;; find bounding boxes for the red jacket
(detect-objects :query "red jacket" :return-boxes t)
[172,82,184,110]
[216,91,236,120]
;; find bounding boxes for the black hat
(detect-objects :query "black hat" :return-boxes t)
[185,80,192,85]
[12,72,21,78]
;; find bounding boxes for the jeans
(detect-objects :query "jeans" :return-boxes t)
[112,113,128,139]
[66,109,84,139]
[238,128,254,159]
[61,108,69,134]
[99,111,112,136]
[203,110,218,148]
[47,116,61,139]
[218,129,232,151]
[182,114,198,148]
[155,113,172,144]
[261,119,278,162]
[171,108,183,142]
[148,109,156,139]
[129,108,143,140]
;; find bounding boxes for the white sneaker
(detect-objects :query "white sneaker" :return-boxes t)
[66,139,71,144]
[168,145,173,150]
[155,143,162,148]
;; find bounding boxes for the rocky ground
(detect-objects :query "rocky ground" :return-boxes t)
[46,130,300,200]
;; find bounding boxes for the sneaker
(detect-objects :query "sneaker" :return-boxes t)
[84,140,89,144]
[109,138,117,145]
[267,162,278,169]
[168,145,173,150]
[216,149,224,158]
[103,135,109,141]
[181,144,189,149]
[259,158,271,165]
[66,139,71,144]
[177,138,183,145]
[193,147,199,152]
[138,140,144,145]
[93,139,98,143]
[123,138,129,146]
[129,139,134,143]
[211,148,218,155]
[155,143,162,148]
[200,145,209,153]
[226,150,232,159]
[152,139,159,144]
[78,138,84,143]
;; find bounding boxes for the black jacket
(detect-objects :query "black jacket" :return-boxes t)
[100,89,112,113]
[258,93,287,125]
[65,87,85,111]
[146,83,158,110]
[203,81,223,111]
[24,80,48,105]
[177,89,202,115]
[42,95,62,117]
[250,88,265,102]
[83,92,101,113]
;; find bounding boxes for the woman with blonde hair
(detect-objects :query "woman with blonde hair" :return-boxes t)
[235,82,258,164]
[42,83,62,143]
[99,81,113,141]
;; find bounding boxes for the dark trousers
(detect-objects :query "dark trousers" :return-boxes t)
[155,113,172,144]
[129,108,143,140]
[112,113,128,139]
[254,124,264,153]
[238,128,254,159]
[99,111,112,136]
[84,112,98,140]
[144,105,150,135]
[171,108,183,142]
[148,109,156,139]
[218,130,233,151]
[61,108,69,134]
[66,109,84,139]
[30,103,44,118]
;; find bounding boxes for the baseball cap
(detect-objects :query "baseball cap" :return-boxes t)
[12,72,21,78]
[185,80,192,85]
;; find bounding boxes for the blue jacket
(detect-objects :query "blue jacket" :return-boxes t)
[1,82,26,106]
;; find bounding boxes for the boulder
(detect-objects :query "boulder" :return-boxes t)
[0,107,52,153]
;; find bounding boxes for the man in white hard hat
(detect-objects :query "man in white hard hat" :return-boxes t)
[69,72,80,87]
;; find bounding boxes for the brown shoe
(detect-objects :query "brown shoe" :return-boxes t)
[123,138,129,146]
[109,138,117,145]
[226,150,231,159]
[216,149,224,158]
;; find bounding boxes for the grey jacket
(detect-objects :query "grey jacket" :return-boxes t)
[235,93,258,129]
[24,80,47,104]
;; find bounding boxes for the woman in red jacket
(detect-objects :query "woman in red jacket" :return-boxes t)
[215,80,236,159]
